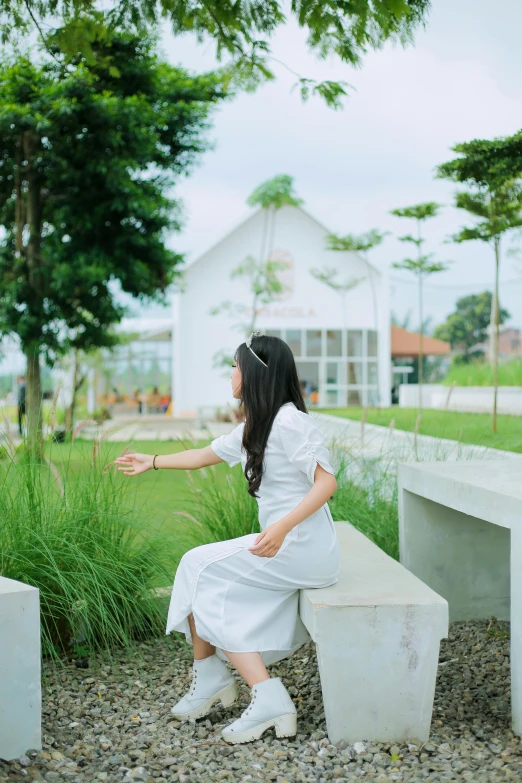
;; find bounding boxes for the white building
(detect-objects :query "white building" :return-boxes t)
[173,205,390,416]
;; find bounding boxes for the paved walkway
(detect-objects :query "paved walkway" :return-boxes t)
[314,411,522,464]
[0,414,235,447]
[73,414,235,444]
[3,411,521,472]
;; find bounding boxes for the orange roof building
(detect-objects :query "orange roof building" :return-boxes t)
[391,325,451,359]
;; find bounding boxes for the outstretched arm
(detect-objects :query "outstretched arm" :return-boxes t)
[115,445,225,475]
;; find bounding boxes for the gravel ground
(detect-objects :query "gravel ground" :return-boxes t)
[1,619,520,783]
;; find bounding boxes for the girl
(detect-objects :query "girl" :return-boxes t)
[115,332,340,744]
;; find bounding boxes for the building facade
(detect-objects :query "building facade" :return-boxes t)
[173,205,390,415]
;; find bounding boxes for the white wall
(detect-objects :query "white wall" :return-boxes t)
[174,206,390,414]
[399,383,522,414]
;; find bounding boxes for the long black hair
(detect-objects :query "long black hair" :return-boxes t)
[234,334,307,499]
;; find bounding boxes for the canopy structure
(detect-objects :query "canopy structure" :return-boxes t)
[391,326,450,359]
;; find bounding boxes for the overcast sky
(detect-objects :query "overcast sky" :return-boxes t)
[123,0,522,333]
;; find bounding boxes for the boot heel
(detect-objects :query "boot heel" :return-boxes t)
[220,682,238,708]
[274,712,297,738]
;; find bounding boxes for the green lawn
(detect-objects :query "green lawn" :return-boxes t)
[321,407,522,454]
[48,437,232,536]
[444,358,522,386]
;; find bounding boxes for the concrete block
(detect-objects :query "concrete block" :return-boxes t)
[300,522,448,743]
[0,577,42,761]
[398,460,522,737]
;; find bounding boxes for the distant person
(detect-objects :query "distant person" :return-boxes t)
[17,375,26,436]
[391,385,399,405]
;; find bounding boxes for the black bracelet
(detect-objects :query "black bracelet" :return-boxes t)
[153,455,159,470]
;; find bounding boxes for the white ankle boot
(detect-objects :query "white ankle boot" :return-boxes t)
[222,677,297,744]
[171,654,238,720]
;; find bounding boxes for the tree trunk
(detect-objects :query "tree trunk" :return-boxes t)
[492,237,501,434]
[415,218,424,411]
[23,129,43,451]
[15,133,25,257]
[489,286,498,364]
[418,270,424,411]
[268,206,277,261]
[24,346,43,454]
[259,207,269,266]
[65,350,85,436]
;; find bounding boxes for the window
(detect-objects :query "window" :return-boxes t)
[326,330,342,356]
[325,390,339,406]
[347,361,363,385]
[347,330,363,357]
[286,329,302,356]
[348,390,362,406]
[326,362,339,384]
[367,388,379,406]
[367,330,378,357]
[306,329,322,357]
[296,362,319,388]
[297,361,320,406]
[368,362,378,386]
[265,330,281,338]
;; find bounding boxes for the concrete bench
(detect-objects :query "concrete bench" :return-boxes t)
[398,460,522,737]
[0,577,42,761]
[299,522,448,744]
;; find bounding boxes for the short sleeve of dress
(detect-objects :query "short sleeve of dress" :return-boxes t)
[210,422,245,467]
[277,408,335,484]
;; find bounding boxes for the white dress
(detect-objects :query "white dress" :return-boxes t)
[165,401,340,664]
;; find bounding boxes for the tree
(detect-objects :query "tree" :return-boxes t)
[390,202,450,410]
[391,310,413,330]
[437,135,522,432]
[2,2,432,109]
[209,175,300,370]
[434,291,510,364]
[210,255,291,345]
[309,268,363,332]
[0,30,227,449]
[247,174,303,292]
[454,187,522,365]
[325,228,388,336]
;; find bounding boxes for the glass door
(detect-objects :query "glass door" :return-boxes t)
[295,361,320,406]
[321,360,345,407]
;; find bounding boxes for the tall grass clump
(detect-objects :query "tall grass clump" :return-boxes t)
[175,459,260,547]
[0,441,177,662]
[328,448,399,560]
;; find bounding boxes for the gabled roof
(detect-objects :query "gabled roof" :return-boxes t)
[183,204,381,277]
[391,325,451,358]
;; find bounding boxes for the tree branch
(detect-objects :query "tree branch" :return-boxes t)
[23,0,61,63]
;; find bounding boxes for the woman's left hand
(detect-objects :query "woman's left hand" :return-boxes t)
[248,522,290,558]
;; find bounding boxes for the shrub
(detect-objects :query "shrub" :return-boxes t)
[0,443,177,662]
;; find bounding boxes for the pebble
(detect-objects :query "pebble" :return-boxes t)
[1,620,520,783]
